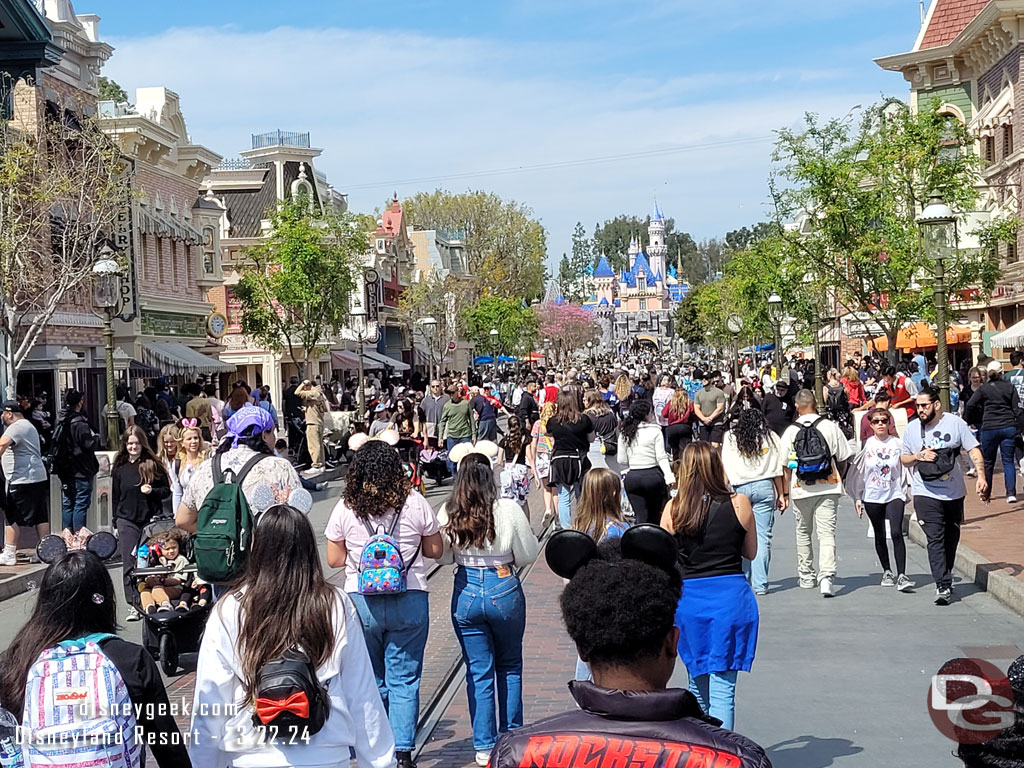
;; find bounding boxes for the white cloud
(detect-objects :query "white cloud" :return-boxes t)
[103,24,897,267]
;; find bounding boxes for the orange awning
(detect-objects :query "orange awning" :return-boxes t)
[869,322,970,353]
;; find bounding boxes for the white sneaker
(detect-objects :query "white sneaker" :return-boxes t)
[0,550,15,566]
[819,576,835,598]
[475,751,491,767]
[1008,495,1018,503]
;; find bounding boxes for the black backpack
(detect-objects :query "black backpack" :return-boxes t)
[252,648,329,740]
[824,384,854,439]
[43,418,69,476]
[794,417,834,482]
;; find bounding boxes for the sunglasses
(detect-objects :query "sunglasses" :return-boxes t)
[870,418,890,425]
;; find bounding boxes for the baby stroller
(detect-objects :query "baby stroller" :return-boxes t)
[396,437,424,494]
[418,443,451,486]
[133,516,212,676]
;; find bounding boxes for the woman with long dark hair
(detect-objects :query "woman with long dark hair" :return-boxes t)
[661,442,758,730]
[546,386,594,529]
[112,426,170,620]
[437,452,538,767]
[618,399,674,525]
[325,440,443,768]
[721,408,785,595]
[191,506,395,768]
[584,390,617,470]
[0,551,189,766]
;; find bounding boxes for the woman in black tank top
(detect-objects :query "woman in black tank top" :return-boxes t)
[660,442,759,731]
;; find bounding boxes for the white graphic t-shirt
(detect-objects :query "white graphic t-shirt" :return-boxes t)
[862,435,902,504]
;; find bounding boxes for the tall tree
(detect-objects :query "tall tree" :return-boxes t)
[403,189,548,301]
[398,272,477,374]
[234,195,364,377]
[558,221,593,304]
[463,296,538,356]
[0,108,133,397]
[97,76,130,104]
[772,99,1001,360]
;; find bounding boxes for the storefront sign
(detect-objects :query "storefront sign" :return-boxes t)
[141,310,206,338]
[115,161,138,322]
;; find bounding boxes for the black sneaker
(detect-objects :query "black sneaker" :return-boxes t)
[396,751,416,768]
[935,587,952,606]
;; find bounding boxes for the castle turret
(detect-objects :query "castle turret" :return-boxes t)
[648,200,668,293]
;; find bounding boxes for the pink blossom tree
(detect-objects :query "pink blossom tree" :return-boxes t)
[535,302,599,364]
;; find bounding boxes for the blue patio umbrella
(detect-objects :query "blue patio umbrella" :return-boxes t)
[474,355,495,365]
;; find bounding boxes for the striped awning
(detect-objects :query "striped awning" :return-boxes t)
[991,318,1024,348]
[142,341,235,375]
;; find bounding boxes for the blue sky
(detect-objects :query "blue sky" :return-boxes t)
[84,0,924,265]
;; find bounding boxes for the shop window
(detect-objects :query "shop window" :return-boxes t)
[226,288,243,329]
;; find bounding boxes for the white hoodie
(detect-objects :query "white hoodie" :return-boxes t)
[189,589,396,768]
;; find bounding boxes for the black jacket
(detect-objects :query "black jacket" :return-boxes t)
[111,460,171,524]
[761,393,795,436]
[491,681,772,768]
[99,636,192,767]
[55,411,99,480]
[965,380,1021,431]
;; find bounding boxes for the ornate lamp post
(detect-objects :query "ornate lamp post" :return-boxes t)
[416,316,438,382]
[92,245,122,448]
[767,293,783,376]
[917,193,957,411]
[350,313,380,421]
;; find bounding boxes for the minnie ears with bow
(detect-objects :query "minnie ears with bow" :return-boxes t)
[544,524,678,580]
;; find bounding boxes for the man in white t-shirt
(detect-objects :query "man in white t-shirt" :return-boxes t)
[779,389,853,598]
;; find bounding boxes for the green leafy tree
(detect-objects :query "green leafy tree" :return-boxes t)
[403,189,548,301]
[463,296,538,357]
[97,77,130,104]
[234,195,365,377]
[397,272,477,374]
[771,99,999,361]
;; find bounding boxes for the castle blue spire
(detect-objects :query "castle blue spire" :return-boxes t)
[652,199,664,222]
[593,254,614,278]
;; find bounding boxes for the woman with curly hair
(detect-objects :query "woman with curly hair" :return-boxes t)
[721,408,785,595]
[325,440,444,768]
[437,452,538,766]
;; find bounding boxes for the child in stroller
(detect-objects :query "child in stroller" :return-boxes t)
[137,527,208,613]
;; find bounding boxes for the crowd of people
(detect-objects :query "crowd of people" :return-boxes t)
[0,343,1020,768]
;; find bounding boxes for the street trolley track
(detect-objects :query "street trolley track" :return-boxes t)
[413,516,556,760]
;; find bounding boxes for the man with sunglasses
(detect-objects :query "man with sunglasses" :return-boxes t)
[901,385,987,605]
[421,379,450,449]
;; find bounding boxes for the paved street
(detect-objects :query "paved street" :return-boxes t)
[419,494,1024,768]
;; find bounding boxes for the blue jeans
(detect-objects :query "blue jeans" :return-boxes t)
[349,590,430,751]
[980,425,1017,497]
[452,567,526,751]
[556,482,580,529]
[60,477,93,533]
[735,478,775,592]
[446,436,472,478]
[688,670,739,730]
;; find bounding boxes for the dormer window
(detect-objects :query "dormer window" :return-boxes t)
[638,274,646,291]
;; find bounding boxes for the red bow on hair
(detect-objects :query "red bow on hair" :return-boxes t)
[181,418,198,429]
[255,691,310,723]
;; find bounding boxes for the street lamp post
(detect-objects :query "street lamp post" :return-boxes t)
[92,246,122,449]
[586,341,594,369]
[417,316,438,382]
[767,293,783,377]
[726,313,744,385]
[350,313,380,422]
[918,193,958,411]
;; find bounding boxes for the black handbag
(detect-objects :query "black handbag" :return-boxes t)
[917,422,959,481]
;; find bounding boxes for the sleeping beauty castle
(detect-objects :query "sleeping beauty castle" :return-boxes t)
[583,201,688,354]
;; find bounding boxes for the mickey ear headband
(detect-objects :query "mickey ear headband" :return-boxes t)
[544,524,678,580]
[35,531,118,565]
[348,429,400,453]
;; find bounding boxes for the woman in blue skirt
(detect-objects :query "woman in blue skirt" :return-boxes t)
[660,441,758,730]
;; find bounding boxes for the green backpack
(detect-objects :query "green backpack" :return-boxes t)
[193,453,267,582]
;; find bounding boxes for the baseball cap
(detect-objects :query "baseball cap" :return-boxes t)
[2,400,21,414]
[987,359,1004,373]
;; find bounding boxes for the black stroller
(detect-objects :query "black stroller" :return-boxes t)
[133,517,212,676]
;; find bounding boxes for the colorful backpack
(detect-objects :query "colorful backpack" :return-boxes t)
[21,632,141,768]
[358,511,416,595]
